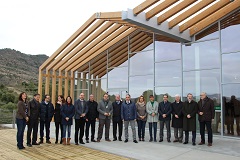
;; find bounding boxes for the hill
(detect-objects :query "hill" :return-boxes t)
[0,48,48,86]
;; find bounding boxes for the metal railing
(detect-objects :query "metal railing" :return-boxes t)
[0,109,16,129]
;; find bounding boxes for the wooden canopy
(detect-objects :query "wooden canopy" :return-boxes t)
[38,0,240,103]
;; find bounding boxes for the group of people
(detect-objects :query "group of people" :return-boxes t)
[16,91,215,150]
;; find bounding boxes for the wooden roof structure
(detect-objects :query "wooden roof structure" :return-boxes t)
[38,0,240,103]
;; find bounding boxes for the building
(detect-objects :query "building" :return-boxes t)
[39,0,240,138]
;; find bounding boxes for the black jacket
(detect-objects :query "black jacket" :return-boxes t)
[182,100,198,131]
[112,101,122,122]
[158,101,172,121]
[54,103,62,123]
[39,101,54,122]
[28,99,40,120]
[198,97,215,122]
[86,100,99,121]
[171,101,183,128]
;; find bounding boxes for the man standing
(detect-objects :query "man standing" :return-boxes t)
[74,93,88,145]
[121,94,138,143]
[182,93,198,146]
[158,94,172,142]
[198,92,215,146]
[27,94,41,147]
[39,94,54,144]
[171,94,183,143]
[112,94,123,141]
[85,94,98,143]
[97,93,113,142]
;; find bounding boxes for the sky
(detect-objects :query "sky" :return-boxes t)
[0,0,143,56]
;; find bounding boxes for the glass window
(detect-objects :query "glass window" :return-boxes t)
[222,52,240,83]
[107,67,128,88]
[155,86,181,103]
[182,39,220,71]
[155,60,181,86]
[155,41,181,62]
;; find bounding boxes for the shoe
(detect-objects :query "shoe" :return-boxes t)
[39,140,43,144]
[159,139,163,142]
[179,140,182,143]
[149,139,153,142]
[167,140,171,143]
[208,143,212,147]
[86,140,89,143]
[173,140,179,142]
[105,139,111,142]
[55,141,58,144]
[91,139,97,142]
[133,140,138,143]
[67,138,71,145]
[80,141,85,144]
[97,139,100,142]
[192,142,196,146]
[119,138,122,141]
[62,138,66,145]
[113,138,117,141]
[183,142,188,144]
[75,143,79,145]
[60,140,62,144]
[32,142,40,145]
[46,140,51,144]
[17,146,25,150]
[154,139,157,142]
[27,144,32,147]
[142,139,145,142]
[139,139,142,141]
[124,139,128,143]
[198,142,205,145]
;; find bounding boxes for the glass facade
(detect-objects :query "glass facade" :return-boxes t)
[73,10,240,138]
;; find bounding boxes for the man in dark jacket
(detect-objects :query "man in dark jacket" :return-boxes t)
[171,94,183,143]
[74,93,88,145]
[112,94,123,141]
[158,94,172,142]
[198,92,215,146]
[27,93,41,146]
[121,94,138,143]
[182,93,198,146]
[39,94,54,144]
[85,94,98,143]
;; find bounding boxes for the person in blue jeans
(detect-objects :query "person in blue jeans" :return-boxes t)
[61,96,75,145]
[16,92,29,150]
[136,95,147,141]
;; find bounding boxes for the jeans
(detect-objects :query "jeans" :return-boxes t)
[40,120,51,141]
[113,120,123,140]
[149,122,157,140]
[124,120,136,140]
[16,118,26,148]
[63,125,71,138]
[137,120,146,139]
[55,122,63,142]
[199,121,213,143]
[97,118,111,140]
[160,120,171,140]
[27,119,39,144]
[85,119,96,140]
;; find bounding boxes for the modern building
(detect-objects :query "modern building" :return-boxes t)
[39,0,240,138]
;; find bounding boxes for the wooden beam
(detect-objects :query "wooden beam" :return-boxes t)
[58,71,63,95]
[59,24,122,71]
[133,0,160,15]
[53,22,115,71]
[157,0,196,24]
[190,1,240,36]
[70,71,74,102]
[146,0,178,20]
[71,28,138,72]
[38,69,43,97]
[66,26,132,71]
[179,0,231,33]
[168,0,215,28]
[45,70,50,95]
[39,14,96,70]
[46,20,105,71]
[64,71,69,97]
[96,11,122,19]
[51,70,56,106]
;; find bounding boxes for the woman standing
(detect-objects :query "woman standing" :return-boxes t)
[16,92,29,149]
[54,95,65,144]
[61,96,75,145]
[136,95,147,141]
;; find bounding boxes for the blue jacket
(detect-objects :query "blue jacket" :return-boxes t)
[158,101,172,121]
[121,101,137,121]
[39,101,54,122]
[61,103,75,125]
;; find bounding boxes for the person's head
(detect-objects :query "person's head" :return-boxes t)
[187,93,193,101]
[175,94,181,102]
[19,92,27,102]
[231,95,236,101]
[33,93,40,102]
[149,95,154,102]
[57,95,65,103]
[125,94,131,102]
[115,94,120,101]
[137,95,144,103]
[79,93,84,100]
[44,94,51,103]
[103,93,109,101]
[66,96,72,104]
[89,94,94,101]
[163,94,168,102]
[200,92,207,100]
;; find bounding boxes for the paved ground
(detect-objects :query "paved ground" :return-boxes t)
[3,122,240,160]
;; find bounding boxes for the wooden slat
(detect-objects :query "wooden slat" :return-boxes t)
[96,11,122,19]
[190,1,240,36]
[64,71,69,97]
[179,0,231,33]
[168,0,215,28]
[45,70,50,95]
[39,14,96,70]
[51,70,56,106]
[38,70,43,97]
[133,0,160,15]
[58,71,63,95]
[146,0,178,20]
[157,0,196,24]
[70,71,74,102]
